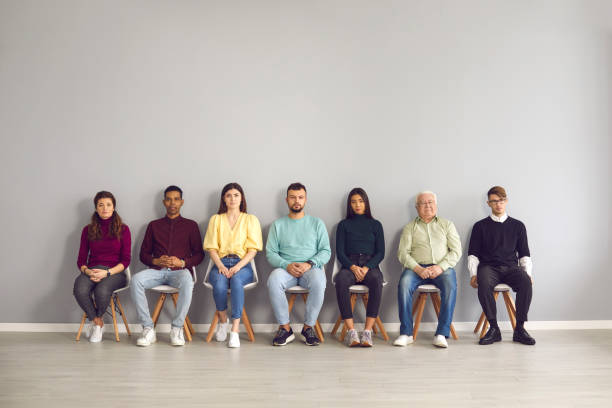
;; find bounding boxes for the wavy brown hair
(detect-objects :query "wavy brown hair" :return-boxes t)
[217,183,247,214]
[88,191,124,241]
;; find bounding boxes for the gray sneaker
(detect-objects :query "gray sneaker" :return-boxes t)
[360,330,373,347]
[346,329,360,347]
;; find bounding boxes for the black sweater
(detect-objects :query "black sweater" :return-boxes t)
[336,215,385,269]
[468,216,530,268]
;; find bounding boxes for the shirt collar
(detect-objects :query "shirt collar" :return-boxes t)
[490,213,508,223]
[417,215,438,224]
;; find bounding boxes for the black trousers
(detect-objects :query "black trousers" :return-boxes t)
[477,264,532,323]
[335,254,383,320]
[73,272,127,320]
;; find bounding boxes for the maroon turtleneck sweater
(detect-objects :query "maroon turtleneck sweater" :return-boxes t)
[76,217,132,270]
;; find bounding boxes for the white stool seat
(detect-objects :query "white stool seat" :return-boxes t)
[494,283,512,292]
[150,285,180,293]
[416,284,440,293]
[286,285,309,294]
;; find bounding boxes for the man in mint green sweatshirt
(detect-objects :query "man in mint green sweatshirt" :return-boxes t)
[266,182,331,346]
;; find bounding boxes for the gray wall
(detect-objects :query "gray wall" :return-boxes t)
[1,0,610,325]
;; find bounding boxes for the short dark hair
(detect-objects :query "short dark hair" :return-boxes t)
[218,182,247,214]
[164,185,183,198]
[487,185,507,199]
[286,182,306,195]
[346,187,373,219]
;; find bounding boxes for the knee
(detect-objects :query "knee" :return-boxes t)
[179,274,194,290]
[229,277,243,291]
[335,271,351,289]
[440,269,457,291]
[73,280,90,298]
[267,269,285,290]
[398,270,414,293]
[309,274,326,294]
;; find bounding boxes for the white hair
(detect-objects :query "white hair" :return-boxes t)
[416,190,437,205]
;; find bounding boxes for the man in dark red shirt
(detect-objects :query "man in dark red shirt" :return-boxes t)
[131,185,204,347]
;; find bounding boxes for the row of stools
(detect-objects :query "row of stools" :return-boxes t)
[76,260,517,343]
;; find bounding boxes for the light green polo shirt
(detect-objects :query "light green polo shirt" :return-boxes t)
[397,215,462,271]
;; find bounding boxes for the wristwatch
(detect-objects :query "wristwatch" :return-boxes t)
[306,260,315,267]
[106,269,111,278]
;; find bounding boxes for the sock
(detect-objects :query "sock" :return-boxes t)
[489,319,499,329]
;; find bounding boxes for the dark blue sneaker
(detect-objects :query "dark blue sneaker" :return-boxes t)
[273,327,295,346]
[300,327,320,346]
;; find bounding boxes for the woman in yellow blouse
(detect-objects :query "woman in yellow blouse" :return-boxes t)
[203,182,263,348]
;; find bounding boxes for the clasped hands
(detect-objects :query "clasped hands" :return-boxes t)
[350,265,369,282]
[414,264,443,280]
[287,262,312,278]
[153,255,184,269]
[87,268,108,282]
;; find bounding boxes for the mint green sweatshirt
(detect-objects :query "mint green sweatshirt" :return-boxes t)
[266,215,331,269]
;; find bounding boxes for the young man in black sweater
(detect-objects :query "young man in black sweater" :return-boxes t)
[468,186,536,345]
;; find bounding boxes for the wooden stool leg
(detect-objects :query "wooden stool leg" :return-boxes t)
[170,293,192,342]
[115,296,131,337]
[331,315,343,337]
[206,311,219,342]
[474,312,486,333]
[413,294,427,340]
[288,293,296,312]
[502,292,517,330]
[340,293,357,342]
[185,316,195,335]
[375,317,389,341]
[151,293,166,327]
[242,307,255,342]
[110,297,120,342]
[76,312,87,341]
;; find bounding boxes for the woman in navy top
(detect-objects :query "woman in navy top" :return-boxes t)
[74,191,131,342]
[335,187,385,347]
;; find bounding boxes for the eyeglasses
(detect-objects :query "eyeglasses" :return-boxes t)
[416,201,435,207]
[487,199,506,204]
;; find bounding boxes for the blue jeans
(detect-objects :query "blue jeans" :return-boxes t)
[267,267,326,327]
[130,268,194,329]
[209,257,254,320]
[397,266,457,337]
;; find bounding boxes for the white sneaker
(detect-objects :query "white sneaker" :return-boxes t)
[170,326,185,346]
[433,334,448,348]
[215,321,229,342]
[89,325,104,343]
[393,334,414,347]
[228,331,240,348]
[137,327,157,347]
[84,321,93,339]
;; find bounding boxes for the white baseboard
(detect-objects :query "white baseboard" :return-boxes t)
[1,320,610,333]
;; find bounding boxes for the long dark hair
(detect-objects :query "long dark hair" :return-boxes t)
[88,191,124,240]
[217,182,247,214]
[345,187,373,219]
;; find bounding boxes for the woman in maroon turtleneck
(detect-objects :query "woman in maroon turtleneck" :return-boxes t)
[74,191,131,342]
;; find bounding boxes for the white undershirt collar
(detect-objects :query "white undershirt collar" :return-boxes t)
[490,213,508,223]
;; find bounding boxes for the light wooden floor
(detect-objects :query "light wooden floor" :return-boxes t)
[1,330,611,407]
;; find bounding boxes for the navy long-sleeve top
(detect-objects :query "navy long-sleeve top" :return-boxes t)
[335,214,385,270]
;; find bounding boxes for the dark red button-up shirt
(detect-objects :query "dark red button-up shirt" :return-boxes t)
[139,215,204,270]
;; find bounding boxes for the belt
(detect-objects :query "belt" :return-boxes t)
[225,254,240,259]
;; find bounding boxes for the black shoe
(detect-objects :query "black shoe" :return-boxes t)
[513,327,536,345]
[273,327,295,346]
[479,327,502,345]
[300,327,321,346]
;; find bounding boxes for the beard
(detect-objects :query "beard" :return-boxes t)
[289,205,303,213]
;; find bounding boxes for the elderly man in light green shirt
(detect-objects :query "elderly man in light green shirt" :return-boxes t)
[394,191,462,348]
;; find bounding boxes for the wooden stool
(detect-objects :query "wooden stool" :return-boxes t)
[412,284,459,340]
[203,259,258,343]
[330,259,389,342]
[149,267,197,342]
[285,286,325,342]
[474,283,517,338]
[76,267,132,342]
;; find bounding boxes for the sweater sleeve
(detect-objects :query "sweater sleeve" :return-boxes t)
[335,221,352,269]
[119,225,132,268]
[139,222,154,268]
[76,226,89,270]
[203,215,220,252]
[184,221,204,268]
[516,221,531,258]
[438,221,462,271]
[398,222,419,270]
[266,222,289,269]
[310,219,331,267]
[467,222,482,258]
[366,220,385,270]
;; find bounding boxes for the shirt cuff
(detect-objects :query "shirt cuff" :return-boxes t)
[438,261,450,272]
[467,255,479,278]
[519,256,532,277]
